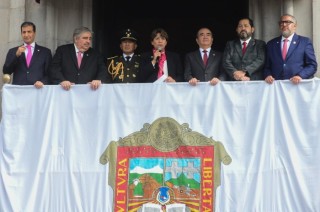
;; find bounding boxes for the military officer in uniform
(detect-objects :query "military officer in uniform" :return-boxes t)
[107,29,140,83]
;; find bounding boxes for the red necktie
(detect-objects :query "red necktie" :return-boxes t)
[26,45,32,67]
[203,50,208,66]
[77,51,82,68]
[242,41,247,55]
[282,38,288,60]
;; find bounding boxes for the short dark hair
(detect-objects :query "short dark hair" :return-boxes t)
[238,18,254,27]
[196,27,213,38]
[150,28,168,42]
[21,22,36,32]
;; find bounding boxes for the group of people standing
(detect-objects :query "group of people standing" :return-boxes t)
[3,23,107,90]
[3,14,318,90]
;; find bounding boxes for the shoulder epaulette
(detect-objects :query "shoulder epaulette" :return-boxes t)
[107,56,118,60]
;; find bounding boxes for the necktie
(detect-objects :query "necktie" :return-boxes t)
[282,38,288,60]
[203,50,208,66]
[26,45,32,67]
[157,53,166,79]
[242,41,247,55]
[125,56,131,62]
[77,51,82,68]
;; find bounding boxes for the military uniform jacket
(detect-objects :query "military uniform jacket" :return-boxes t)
[107,54,141,83]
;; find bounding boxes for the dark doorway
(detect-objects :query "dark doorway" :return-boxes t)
[93,0,248,59]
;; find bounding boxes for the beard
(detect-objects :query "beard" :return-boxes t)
[282,30,292,38]
[239,31,251,40]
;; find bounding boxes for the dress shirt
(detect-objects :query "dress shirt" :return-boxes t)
[281,33,294,52]
[74,44,83,57]
[241,37,251,47]
[25,42,35,58]
[123,53,134,62]
[200,48,211,59]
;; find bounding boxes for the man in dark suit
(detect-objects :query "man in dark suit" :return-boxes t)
[264,14,317,85]
[138,28,183,83]
[3,22,52,88]
[223,18,266,81]
[49,27,110,90]
[107,29,140,83]
[184,27,226,86]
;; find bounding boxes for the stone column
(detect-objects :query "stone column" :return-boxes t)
[0,0,25,85]
[249,0,281,42]
[249,0,263,39]
[25,0,48,47]
[46,0,92,53]
[0,0,25,117]
[282,0,293,15]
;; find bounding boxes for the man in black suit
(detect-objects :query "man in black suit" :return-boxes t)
[49,27,110,90]
[3,21,52,88]
[138,28,183,83]
[184,27,226,86]
[107,29,141,83]
[223,18,266,81]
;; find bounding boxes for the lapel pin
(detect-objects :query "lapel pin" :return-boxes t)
[293,41,296,44]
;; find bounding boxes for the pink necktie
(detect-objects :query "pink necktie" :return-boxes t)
[203,50,208,66]
[157,52,166,78]
[26,45,32,67]
[77,51,82,68]
[282,39,288,60]
[242,41,247,55]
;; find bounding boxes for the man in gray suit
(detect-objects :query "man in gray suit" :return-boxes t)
[223,18,266,81]
[184,27,226,86]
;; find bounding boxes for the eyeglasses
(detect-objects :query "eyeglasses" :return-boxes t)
[279,20,294,26]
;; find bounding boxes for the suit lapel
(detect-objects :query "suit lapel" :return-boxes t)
[194,51,205,69]
[275,36,283,60]
[165,52,171,73]
[29,44,40,68]
[22,51,28,68]
[207,51,216,68]
[81,49,91,69]
[70,45,79,69]
[286,34,299,60]
[235,40,243,57]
